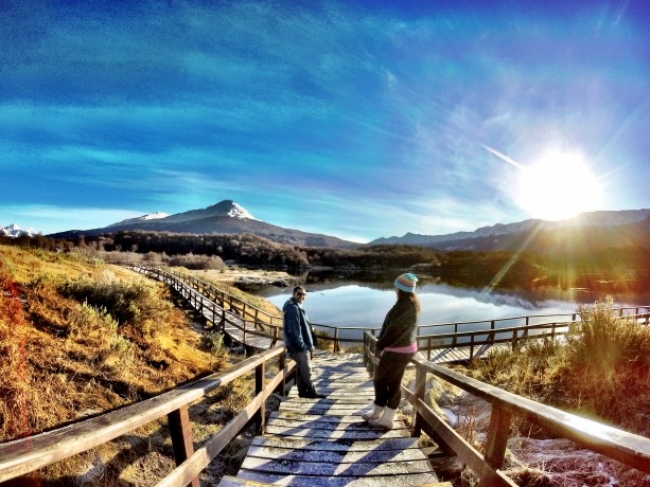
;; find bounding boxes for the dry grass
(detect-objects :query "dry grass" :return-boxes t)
[0,245,260,485]
[464,298,650,437]
[445,298,650,486]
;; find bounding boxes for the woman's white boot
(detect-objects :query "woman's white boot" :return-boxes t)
[369,407,397,430]
[361,402,384,422]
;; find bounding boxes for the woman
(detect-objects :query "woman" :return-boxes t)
[363,272,420,429]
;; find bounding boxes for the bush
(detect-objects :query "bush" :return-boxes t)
[200,331,224,356]
[467,297,650,436]
[58,273,172,328]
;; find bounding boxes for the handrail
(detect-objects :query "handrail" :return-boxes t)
[363,333,650,486]
[417,305,650,335]
[140,266,283,328]
[0,346,295,486]
[132,265,650,357]
[134,266,285,347]
[417,313,650,361]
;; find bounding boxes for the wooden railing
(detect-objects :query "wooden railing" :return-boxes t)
[134,266,284,347]
[139,266,283,327]
[417,311,650,361]
[363,333,650,487]
[0,346,295,486]
[136,266,650,360]
[418,306,650,336]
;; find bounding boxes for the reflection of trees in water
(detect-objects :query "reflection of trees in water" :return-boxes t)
[301,268,650,305]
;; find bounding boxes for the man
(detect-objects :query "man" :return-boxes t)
[282,286,325,398]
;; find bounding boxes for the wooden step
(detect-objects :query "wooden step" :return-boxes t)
[215,352,447,487]
[218,474,452,486]
[249,435,421,452]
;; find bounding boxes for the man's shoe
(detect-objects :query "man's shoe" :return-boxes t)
[300,392,326,399]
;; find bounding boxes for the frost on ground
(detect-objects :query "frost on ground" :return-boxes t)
[402,372,650,487]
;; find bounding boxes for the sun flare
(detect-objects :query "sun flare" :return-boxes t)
[514,151,602,221]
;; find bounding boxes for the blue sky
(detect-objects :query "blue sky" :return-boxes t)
[2,0,649,243]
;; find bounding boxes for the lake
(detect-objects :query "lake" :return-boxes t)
[256,272,650,338]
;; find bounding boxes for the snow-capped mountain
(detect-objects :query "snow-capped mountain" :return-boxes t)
[1,223,39,238]
[47,200,356,249]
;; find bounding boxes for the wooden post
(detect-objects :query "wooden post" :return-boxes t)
[279,352,287,395]
[412,365,426,438]
[255,362,266,433]
[483,405,512,470]
[168,406,200,487]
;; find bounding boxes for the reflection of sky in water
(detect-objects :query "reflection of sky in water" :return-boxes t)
[263,282,581,330]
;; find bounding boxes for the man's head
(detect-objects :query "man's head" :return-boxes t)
[293,286,306,304]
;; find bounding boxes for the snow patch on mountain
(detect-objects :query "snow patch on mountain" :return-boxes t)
[1,223,39,238]
[227,202,257,220]
[107,212,169,227]
[140,211,169,221]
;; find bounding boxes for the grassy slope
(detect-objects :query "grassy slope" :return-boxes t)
[0,245,246,485]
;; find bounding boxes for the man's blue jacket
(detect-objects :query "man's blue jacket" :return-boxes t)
[282,297,314,355]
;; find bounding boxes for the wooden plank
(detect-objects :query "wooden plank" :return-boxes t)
[269,412,371,423]
[240,455,435,475]
[235,470,441,487]
[245,443,430,463]
[277,405,374,415]
[266,416,405,431]
[219,474,450,487]
[281,396,373,405]
[249,436,420,452]
[263,425,409,440]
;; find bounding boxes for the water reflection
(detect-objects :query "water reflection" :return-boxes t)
[257,270,650,330]
[260,281,578,330]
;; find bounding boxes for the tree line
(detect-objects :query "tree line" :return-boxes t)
[3,231,650,290]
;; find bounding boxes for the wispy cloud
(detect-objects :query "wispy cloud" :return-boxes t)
[2,0,649,239]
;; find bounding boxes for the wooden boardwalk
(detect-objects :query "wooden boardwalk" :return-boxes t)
[218,353,451,487]
[196,297,276,351]
[420,342,512,363]
[135,266,277,351]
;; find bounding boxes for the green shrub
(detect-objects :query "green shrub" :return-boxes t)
[200,331,224,356]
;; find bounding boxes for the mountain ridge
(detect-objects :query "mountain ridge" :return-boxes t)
[45,199,358,249]
[7,204,650,253]
[370,209,650,253]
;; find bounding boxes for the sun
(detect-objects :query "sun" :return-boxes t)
[514,151,603,221]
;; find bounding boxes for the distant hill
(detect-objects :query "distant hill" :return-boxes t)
[369,210,650,253]
[47,200,358,249]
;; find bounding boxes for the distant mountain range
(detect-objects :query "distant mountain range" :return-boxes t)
[6,202,650,253]
[46,200,358,249]
[370,209,650,253]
